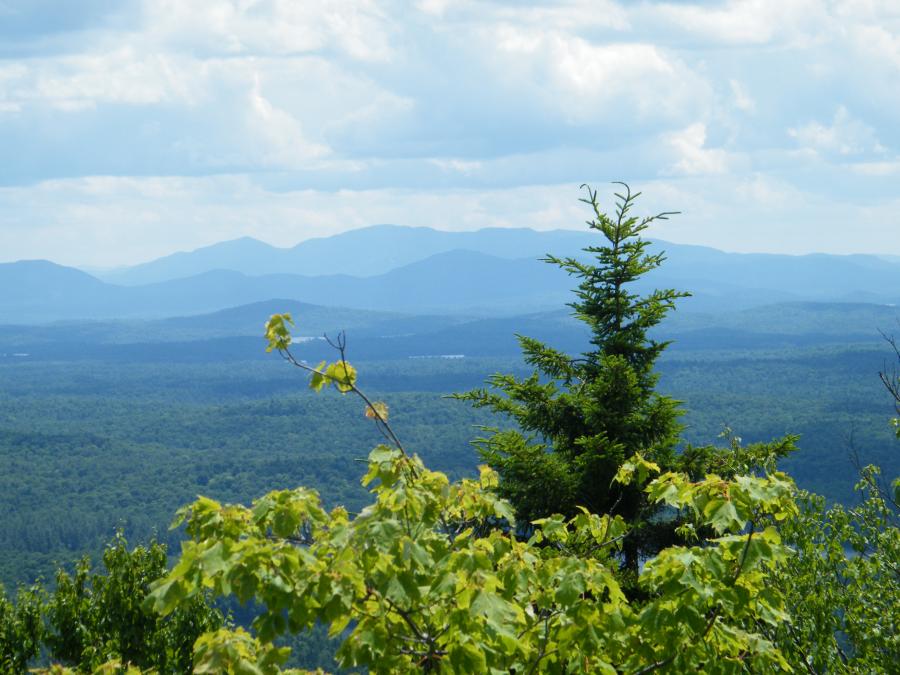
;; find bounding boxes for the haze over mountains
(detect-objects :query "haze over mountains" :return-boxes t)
[1,225,899,327]
[97,225,596,284]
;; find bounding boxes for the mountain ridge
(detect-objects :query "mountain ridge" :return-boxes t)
[91,224,900,287]
[96,225,598,285]
[1,226,898,324]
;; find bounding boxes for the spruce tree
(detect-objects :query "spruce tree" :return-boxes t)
[456,183,689,571]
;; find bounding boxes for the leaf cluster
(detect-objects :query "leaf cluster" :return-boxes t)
[147,443,799,673]
[0,533,223,673]
[768,466,900,672]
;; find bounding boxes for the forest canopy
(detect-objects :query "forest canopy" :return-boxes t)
[2,185,898,673]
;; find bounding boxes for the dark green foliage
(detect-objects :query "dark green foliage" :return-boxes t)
[0,345,896,670]
[0,583,43,673]
[1,348,897,592]
[46,533,224,673]
[770,468,900,671]
[456,185,690,568]
[0,533,223,673]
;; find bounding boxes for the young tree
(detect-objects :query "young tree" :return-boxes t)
[455,184,689,570]
[762,336,900,672]
[0,582,43,673]
[46,533,225,673]
[140,315,800,674]
[0,533,224,673]
[770,468,899,672]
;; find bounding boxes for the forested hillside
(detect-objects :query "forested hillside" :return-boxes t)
[1,322,898,590]
[0,186,900,669]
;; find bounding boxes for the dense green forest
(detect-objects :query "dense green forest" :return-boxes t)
[1,340,897,591]
[1,190,898,673]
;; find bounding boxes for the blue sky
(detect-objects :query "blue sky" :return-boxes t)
[2,0,900,266]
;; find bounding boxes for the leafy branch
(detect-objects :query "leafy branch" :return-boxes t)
[265,314,413,474]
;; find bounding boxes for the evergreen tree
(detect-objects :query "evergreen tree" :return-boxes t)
[141,317,802,674]
[455,183,689,571]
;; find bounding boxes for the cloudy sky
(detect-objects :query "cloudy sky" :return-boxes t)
[2,0,900,267]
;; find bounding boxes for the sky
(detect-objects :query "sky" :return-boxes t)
[2,0,900,267]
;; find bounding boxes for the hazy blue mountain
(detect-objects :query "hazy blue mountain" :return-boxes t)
[0,260,125,318]
[644,243,900,301]
[0,260,110,301]
[0,250,574,323]
[156,299,420,340]
[92,223,900,308]
[3,225,900,324]
[124,251,571,317]
[99,225,596,285]
[144,246,895,316]
[96,225,900,302]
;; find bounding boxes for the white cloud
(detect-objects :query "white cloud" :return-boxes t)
[415,0,630,31]
[488,27,710,126]
[645,0,833,47]
[429,158,483,174]
[488,0,631,32]
[849,23,900,71]
[247,73,330,167]
[663,123,731,176]
[0,48,208,110]
[789,106,885,157]
[729,79,755,113]
[639,173,900,254]
[3,0,900,260]
[850,160,900,176]
[416,0,455,16]
[142,0,395,62]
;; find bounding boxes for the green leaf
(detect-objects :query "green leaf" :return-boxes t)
[449,641,488,673]
[365,401,389,421]
[325,361,357,393]
[309,361,328,392]
[704,498,744,534]
[264,313,294,353]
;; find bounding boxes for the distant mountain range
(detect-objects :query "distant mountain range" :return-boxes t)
[96,225,597,285]
[1,225,898,324]
[0,251,570,323]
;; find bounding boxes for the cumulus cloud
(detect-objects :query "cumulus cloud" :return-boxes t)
[1,0,900,259]
[642,0,834,47]
[489,30,709,126]
[663,123,731,176]
[142,0,395,61]
[789,107,885,157]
